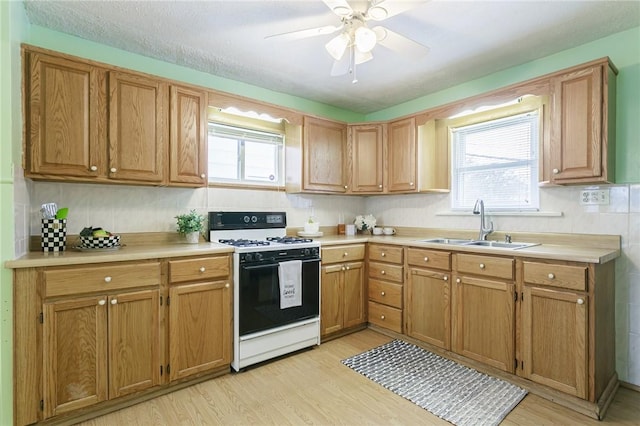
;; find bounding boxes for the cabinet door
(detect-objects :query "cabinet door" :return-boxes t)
[350,124,384,192]
[343,261,366,328]
[108,290,160,398]
[549,65,605,183]
[452,275,515,372]
[170,85,208,186]
[109,71,168,183]
[26,52,107,179]
[43,296,108,418]
[169,281,231,381]
[303,116,348,192]
[407,268,450,350]
[387,117,417,192]
[321,264,344,336]
[521,286,588,398]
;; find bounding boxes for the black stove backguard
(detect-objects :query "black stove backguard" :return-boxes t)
[209,211,286,231]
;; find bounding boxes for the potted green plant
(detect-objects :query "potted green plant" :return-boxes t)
[175,210,204,243]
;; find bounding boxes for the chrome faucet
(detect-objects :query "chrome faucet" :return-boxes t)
[473,199,494,240]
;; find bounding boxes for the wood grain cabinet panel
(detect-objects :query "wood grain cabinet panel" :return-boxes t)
[406,268,451,350]
[368,301,402,333]
[302,116,348,193]
[407,248,451,271]
[349,124,384,193]
[170,85,208,186]
[321,244,365,264]
[25,51,107,179]
[387,117,417,192]
[109,71,168,183]
[368,244,403,264]
[169,256,231,283]
[522,261,587,291]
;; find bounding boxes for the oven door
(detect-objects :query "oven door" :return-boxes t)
[238,258,320,336]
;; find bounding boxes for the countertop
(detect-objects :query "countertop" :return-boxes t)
[5,230,620,269]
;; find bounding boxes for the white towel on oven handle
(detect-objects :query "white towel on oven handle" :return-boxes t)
[279,260,302,309]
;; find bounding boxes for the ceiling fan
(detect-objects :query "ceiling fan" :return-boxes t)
[266,0,430,83]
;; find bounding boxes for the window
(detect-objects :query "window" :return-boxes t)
[208,123,284,186]
[449,98,542,211]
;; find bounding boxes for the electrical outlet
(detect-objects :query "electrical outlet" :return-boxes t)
[580,189,610,205]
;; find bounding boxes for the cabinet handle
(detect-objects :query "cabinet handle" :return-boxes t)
[380,315,385,320]
[381,291,386,296]
[341,266,346,271]
[200,173,206,179]
[90,165,98,172]
[343,252,348,257]
[479,263,485,270]
[110,167,117,173]
[381,270,386,275]
[552,168,559,174]
[409,182,414,186]
[548,273,555,279]
[345,266,350,270]
[111,299,117,305]
[381,252,386,257]
[577,298,584,305]
[443,276,448,281]
[225,283,230,288]
[456,278,461,283]
[98,299,106,306]
[424,256,429,262]
[199,267,206,272]
[378,184,383,189]
[344,185,348,190]
[104,276,112,283]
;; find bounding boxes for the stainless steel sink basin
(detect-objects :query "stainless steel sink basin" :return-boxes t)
[419,238,539,250]
[464,240,539,249]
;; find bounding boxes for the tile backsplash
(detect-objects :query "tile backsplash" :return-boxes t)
[12,177,640,387]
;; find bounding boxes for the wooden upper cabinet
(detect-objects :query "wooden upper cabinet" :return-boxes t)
[387,117,417,192]
[25,51,107,179]
[349,124,384,193]
[548,59,616,184]
[169,85,208,186]
[303,116,348,193]
[109,71,168,183]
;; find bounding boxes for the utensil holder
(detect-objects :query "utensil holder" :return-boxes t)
[41,219,67,252]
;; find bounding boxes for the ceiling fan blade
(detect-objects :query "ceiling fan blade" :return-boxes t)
[366,0,429,21]
[372,26,429,57]
[265,24,343,40]
[322,0,354,17]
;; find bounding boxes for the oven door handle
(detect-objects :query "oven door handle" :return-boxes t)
[241,258,319,271]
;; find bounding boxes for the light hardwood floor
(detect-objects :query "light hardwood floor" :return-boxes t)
[79,329,639,425]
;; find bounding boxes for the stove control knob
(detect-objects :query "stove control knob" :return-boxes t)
[251,215,258,223]
[303,248,311,256]
[245,253,253,262]
[255,253,263,262]
[243,215,250,223]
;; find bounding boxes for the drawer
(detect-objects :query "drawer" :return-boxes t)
[44,262,161,297]
[322,244,365,264]
[368,301,402,333]
[368,279,403,309]
[407,248,451,270]
[169,255,231,283]
[455,254,514,280]
[523,261,587,291]
[369,262,404,283]
[369,244,403,264]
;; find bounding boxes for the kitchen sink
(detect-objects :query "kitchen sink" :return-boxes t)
[419,238,539,250]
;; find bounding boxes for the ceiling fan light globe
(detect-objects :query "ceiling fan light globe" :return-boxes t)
[325,33,350,60]
[367,6,388,21]
[354,26,377,52]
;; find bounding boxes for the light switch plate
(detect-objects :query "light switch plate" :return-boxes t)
[580,189,610,205]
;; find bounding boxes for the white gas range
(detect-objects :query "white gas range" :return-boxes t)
[209,212,321,371]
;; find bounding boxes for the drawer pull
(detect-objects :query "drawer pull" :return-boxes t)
[424,256,429,262]
[381,270,386,275]
[343,252,348,257]
[380,315,385,320]
[98,299,106,306]
[199,267,206,272]
[456,278,461,284]
[548,273,555,279]
[90,165,98,171]
[200,173,206,179]
[381,252,386,257]
[225,283,230,288]
[111,299,117,305]
[553,168,559,174]
[443,276,448,281]
[381,291,386,296]
[577,298,584,305]
[104,276,112,283]
[110,167,117,173]
[479,263,485,270]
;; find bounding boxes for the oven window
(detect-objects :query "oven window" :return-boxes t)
[239,259,319,336]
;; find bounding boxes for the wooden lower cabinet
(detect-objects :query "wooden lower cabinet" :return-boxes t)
[406,268,450,349]
[169,281,231,381]
[43,289,160,418]
[320,261,365,336]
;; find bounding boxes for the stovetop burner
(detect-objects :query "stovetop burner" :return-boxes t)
[266,236,313,244]
[218,239,272,247]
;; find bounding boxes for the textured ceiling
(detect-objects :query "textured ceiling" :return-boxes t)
[23,0,640,114]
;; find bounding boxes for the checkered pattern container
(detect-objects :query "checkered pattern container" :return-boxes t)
[41,219,67,252]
